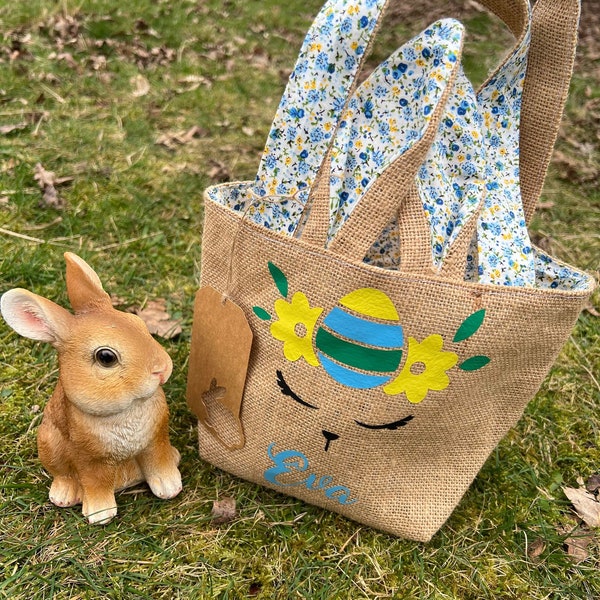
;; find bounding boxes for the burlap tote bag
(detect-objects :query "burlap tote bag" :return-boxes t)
[187,0,596,541]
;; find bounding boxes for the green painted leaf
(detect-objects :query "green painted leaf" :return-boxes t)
[453,309,486,343]
[253,306,271,321]
[268,262,288,298]
[459,355,491,371]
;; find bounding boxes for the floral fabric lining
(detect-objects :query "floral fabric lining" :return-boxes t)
[254,0,387,202]
[207,0,592,293]
[328,20,464,240]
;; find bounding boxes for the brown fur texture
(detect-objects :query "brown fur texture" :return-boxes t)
[1,253,182,524]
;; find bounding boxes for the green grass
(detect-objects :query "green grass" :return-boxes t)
[1,1,599,598]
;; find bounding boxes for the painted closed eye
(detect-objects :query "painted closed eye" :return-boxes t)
[276,370,318,409]
[354,415,414,430]
[276,370,414,432]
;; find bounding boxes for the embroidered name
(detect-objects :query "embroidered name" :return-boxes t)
[263,443,358,505]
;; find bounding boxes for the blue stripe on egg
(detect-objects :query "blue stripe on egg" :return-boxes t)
[323,307,404,348]
[317,354,391,389]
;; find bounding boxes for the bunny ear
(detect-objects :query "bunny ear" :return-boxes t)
[64,252,112,313]
[1,288,72,345]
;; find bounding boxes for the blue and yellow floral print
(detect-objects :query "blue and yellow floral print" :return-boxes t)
[467,22,535,286]
[414,64,486,272]
[255,0,386,204]
[328,19,466,241]
[208,0,592,293]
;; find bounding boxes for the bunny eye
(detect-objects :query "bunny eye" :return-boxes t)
[94,347,120,368]
[276,370,318,409]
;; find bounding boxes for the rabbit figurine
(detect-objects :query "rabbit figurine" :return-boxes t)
[0,252,182,524]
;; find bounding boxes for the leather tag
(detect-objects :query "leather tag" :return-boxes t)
[186,286,253,450]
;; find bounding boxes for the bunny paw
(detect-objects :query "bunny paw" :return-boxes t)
[49,477,82,507]
[147,468,182,500]
[83,504,117,525]
[83,491,117,525]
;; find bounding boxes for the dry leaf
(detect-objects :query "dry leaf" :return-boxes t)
[583,302,600,318]
[40,185,62,208]
[1,158,17,173]
[586,474,600,494]
[33,162,56,188]
[133,299,182,339]
[565,529,594,563]
[248,47,270,69]
[177,74,212,89]
[33,163,65,209]
[131,74,150,97]
[89,55,107,71]
[563,486,600,527]
[179,125,207,143]
[0,122,27,135]
[155,125,208,149]
[211,496,237,524]
[536,200,554,210]
[48,14,81,43]
[527,538,546,561]
[56,52,79,70]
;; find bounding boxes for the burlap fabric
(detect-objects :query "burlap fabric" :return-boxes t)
[192,0,595,541]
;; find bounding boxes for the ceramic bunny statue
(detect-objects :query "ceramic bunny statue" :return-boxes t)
[0,252,182,524]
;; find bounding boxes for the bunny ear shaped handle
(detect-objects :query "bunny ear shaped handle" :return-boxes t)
[328,19,466,242]
[413,64,486,272]
[254,0,386,203]
[469,21,536,287]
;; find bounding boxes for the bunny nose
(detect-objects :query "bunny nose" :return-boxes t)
[153,355,173,385]
[322,430,339,452]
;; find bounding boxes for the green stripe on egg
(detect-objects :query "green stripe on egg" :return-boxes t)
[316,288,404,389]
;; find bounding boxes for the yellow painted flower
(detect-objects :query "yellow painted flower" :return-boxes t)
[270,292,323,366]
[383,334,458,403]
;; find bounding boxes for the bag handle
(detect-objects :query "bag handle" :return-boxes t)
[520,0,580,224]
[300,18,470,253]
[301,0,530,260]
[303,0,579,271]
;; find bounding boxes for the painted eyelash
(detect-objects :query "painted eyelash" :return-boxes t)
[275,370,414,430]
[276,370,318,410]
[354,415,414,430]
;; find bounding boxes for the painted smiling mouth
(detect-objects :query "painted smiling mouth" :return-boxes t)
[322,430,339,452]
[276,370,414,451]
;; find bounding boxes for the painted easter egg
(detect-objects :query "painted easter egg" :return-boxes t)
[315,288,404,389]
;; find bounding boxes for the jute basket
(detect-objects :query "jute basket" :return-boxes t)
[188,0,595,541]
